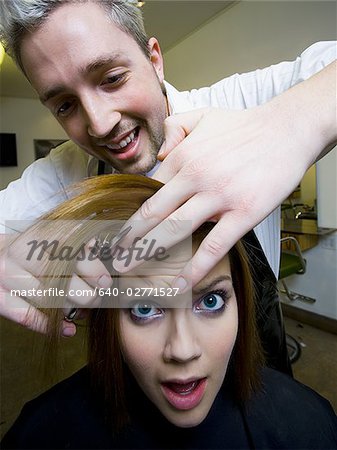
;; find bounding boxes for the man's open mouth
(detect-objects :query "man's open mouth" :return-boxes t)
[105,127,140,153]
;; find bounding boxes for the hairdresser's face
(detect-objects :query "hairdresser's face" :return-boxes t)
[20,2,167,174]
[119,255,238,428]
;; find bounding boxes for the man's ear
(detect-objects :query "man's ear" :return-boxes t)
[148,37,164,82]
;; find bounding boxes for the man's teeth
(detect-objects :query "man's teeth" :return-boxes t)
[107,130,136,150]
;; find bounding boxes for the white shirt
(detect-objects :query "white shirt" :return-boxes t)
[1,41,336,276]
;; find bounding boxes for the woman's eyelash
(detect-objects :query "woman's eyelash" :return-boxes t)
[195,289,230,303]
[128,301,163,323]
[211,289,230,302]
[194,289,230,315]
[129,309,163,323]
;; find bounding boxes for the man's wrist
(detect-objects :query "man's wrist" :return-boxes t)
[266,60,337,169]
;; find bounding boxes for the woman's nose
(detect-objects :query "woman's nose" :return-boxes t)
[163,314,202,364]
[84,96,121,139]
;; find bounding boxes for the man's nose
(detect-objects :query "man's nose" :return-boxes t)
[163,314,202,364]
[83,95,121,139]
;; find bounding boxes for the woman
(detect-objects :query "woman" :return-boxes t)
[2,175,337,449]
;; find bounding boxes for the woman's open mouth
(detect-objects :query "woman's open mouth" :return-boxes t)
[161,378,207,410]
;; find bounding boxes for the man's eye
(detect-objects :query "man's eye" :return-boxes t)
[130,303,163,321]
[101,73,125,86]
[194,290,228,313]
[57,100,75,117]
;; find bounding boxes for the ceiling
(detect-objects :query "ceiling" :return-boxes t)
[0,1,235,99]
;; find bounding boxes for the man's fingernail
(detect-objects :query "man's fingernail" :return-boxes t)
[62,324,76,337]
[172,276,187,293]
[157,142,166,157]
[98,274,112,288]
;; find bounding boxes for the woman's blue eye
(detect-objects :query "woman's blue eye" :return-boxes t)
[130,304,162,321]
[195,291,227,313]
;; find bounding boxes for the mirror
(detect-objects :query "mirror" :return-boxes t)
[282,165,317,221]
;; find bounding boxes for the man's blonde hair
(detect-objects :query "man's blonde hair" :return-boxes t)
[0,0,150,73]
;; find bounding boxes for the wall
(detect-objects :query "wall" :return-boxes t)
[164,0,336,89]
[317,148,337,229]
[0,97,67,190]
[300,166,316,207]
[164,0,337,319]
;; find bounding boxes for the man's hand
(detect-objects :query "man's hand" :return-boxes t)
[0,234,112,336]
[113,62,336,291]
[114,105,306,290]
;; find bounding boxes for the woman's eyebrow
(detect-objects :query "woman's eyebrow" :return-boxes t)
[193,275,232,296]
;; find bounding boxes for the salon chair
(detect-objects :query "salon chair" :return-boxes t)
[278,236,316,363]
[279,236,316,304]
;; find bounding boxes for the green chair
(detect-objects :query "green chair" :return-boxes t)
[279,237,316,363]
[279,236,316,304]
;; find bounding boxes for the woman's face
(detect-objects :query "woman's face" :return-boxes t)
[119,254,238,428]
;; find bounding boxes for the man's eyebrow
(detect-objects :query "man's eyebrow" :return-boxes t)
[84,54,125,75]
[40,85,65,104]
[193,275,232,296]
[40,54,127,104]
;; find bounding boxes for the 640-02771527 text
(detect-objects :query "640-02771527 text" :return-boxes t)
[10,286,180,299]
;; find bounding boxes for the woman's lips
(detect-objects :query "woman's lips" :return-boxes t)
[161,378,207,411]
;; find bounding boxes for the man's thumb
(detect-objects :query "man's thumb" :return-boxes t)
[157,109,207,160]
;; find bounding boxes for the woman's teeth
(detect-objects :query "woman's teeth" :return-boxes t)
[166,380,199,395]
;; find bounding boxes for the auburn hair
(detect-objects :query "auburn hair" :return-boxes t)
[11,174,264,428]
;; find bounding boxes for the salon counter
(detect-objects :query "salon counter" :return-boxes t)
[281,219,336,251]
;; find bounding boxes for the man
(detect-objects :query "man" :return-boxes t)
[0,1,336,371]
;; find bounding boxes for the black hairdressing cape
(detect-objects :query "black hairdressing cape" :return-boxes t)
[2,366,336,449]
